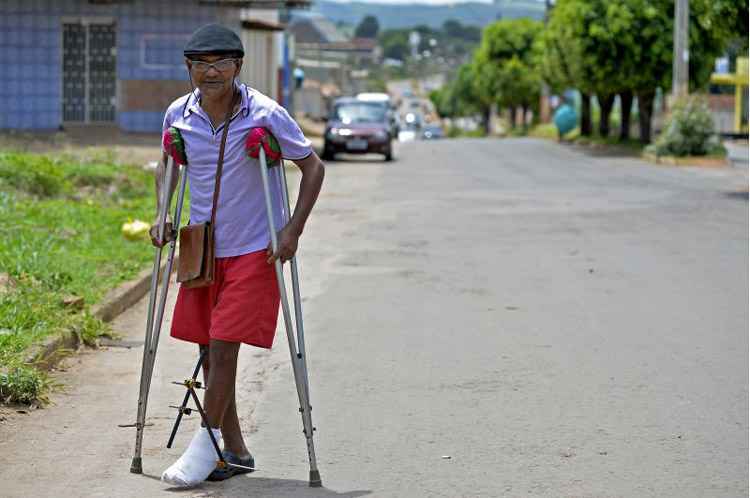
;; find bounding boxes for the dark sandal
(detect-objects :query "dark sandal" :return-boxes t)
[206,450,255,482]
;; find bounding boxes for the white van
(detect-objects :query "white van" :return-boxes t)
[356,93,400,138]
[356,92,391,104]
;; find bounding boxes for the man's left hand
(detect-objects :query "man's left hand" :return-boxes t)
[267,224,300,264]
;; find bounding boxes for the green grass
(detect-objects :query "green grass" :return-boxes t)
[527,123,646,153]
[0,151,160,405]
[574,134,646,153]
[447,126,486,138]
[527,123,582,141]
[527,123,560,139]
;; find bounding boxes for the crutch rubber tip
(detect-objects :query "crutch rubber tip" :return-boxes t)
[309,470,322,487]
[130,457,143,474]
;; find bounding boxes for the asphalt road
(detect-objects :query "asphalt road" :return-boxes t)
[0,138,747,498]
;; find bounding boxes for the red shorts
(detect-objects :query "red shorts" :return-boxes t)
[170,250,280,348]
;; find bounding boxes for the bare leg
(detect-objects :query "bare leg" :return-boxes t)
[161,340,240,486]
[202,339,240,428]
[201,344,250,457]
[222,391,251,457]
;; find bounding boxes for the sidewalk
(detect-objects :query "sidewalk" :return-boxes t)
[0,167,345,498]
[0,276,318,498]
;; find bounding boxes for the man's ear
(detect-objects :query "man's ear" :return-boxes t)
[184,58,192,72]
[235,58,244,76]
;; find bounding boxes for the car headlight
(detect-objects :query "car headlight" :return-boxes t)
[326,128,339,139]
[374,130,388,140]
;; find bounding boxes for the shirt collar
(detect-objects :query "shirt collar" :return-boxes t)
[183,81,249,119]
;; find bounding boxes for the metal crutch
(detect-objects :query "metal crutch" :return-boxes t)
[276,162,311,404]
[127,156,188,474]
[257,147,322,488]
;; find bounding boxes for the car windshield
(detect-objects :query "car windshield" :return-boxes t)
[333,103,387,124]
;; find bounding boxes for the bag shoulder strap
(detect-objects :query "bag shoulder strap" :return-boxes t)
[209,90,240,228]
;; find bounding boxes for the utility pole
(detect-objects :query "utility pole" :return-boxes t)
[672,0,689,98]
[280,5,293,115]
[540,0,553,123]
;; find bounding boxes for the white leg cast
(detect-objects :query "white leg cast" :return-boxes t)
[161,427,223,487]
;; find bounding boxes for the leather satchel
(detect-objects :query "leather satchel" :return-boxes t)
[176,92,238,288]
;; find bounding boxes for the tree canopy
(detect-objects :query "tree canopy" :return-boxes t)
[472,19,543,119]
[355,15,380,39]
[434,0,748,140]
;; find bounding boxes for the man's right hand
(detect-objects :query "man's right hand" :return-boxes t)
[149,220,175,248]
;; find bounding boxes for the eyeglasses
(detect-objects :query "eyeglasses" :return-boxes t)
[190,58,237,73]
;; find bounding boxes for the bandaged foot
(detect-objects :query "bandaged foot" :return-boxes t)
[162,427,222,487]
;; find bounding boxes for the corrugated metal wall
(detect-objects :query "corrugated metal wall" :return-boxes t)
[240,29,280,100]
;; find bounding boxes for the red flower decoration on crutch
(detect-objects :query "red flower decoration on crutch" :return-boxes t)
[162,126,188,165]
[245,127,283,164]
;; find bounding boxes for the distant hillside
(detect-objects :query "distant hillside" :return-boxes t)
[304,0,545,30]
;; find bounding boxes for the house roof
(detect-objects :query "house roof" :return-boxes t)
[297,41,376,54]
[289,15,348,44]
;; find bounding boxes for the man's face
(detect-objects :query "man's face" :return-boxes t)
[186,54,242,99]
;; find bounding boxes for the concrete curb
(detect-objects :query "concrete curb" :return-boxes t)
[25,259,174,371]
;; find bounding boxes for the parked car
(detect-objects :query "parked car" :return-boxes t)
[421,124,444,140]
[323,97,394,161]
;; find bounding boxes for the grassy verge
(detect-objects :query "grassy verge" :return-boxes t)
[447,126,486,138]
[527,123,646,155]
[0,151,158,405]
[574,134,646,154]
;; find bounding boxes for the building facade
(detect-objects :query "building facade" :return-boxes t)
[0,0,294,132]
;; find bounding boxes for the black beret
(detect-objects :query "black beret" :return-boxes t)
[184,24,244,58]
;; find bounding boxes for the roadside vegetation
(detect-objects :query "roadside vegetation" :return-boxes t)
[351,17,483,89]
[431,0,747,150]
[647,95,727,158]
[0,151,157,405]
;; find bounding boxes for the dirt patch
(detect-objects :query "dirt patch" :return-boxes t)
[643,152,729,168]
[0,126,161,167]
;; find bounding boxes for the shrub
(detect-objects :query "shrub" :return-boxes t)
[0,153,68,197]
[647,96,724,157]
[0,366,51,405]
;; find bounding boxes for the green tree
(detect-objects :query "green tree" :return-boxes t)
[431,63,482,119]
[379,29,409,60]
[470,54,500,131]
[542,0,631,138]
[544,0,748,143]
[355,15,380,39]
[472,18,544,131]
[686,0,749,89]
[442,19,481,43]
[624,0,744,142]
[539,1,590,132]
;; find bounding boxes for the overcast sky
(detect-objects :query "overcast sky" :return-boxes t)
[337,0,492,3]
[324,0,543,4]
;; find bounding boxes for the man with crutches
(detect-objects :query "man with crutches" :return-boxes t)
[143,24,325,487]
